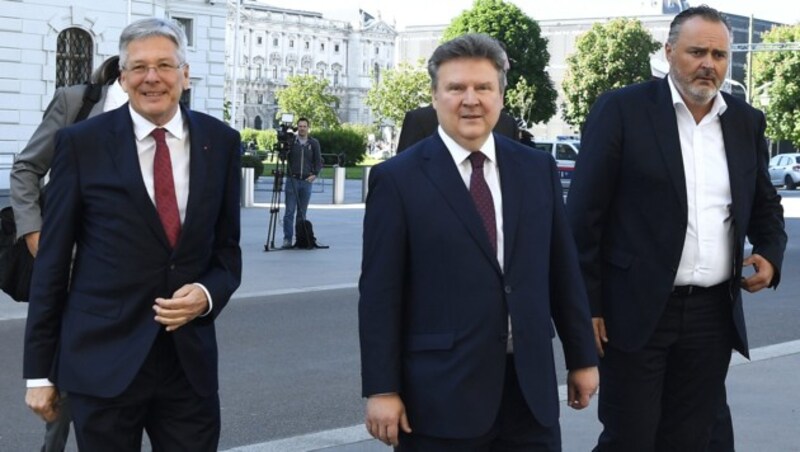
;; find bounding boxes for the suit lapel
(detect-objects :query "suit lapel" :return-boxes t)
[180,107,210,243]
[719,103,745,239]
[495,138,521,270]
[108,106,172,249]
[420,135,502,274]
[649,79,688,214]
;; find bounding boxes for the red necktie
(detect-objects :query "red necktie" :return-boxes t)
[468,152,497,254]
[151,128,181,248]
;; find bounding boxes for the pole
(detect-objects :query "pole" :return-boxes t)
[230,0,242,128]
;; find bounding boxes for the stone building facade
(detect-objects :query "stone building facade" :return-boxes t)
[226,2,397,130]
[0,0,228,190]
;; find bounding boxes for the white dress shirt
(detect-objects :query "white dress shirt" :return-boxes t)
[102,79,128,112]
[668,76,734,287]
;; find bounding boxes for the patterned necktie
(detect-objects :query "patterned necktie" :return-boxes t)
[151,128,181,248]
[468,151,497,254]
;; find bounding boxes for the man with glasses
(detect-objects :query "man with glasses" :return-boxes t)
[23,17,242,451]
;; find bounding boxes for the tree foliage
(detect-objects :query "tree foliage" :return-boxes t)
[366,61,431,126]
[315,126,368,167]
[505,78,537,128]
[442,0,556,124]
[275,75,340,129]
[752,24,800,147]
[561,18,660,130]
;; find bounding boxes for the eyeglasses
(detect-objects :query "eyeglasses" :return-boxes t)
[124,62,185,77]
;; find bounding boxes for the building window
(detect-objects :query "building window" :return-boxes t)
[375,46,379,55]
[289,39,294,48]
[255,116,263,130]
[173,17,194,46]
[333,70,339,86]
[258,94,263,103]
[305,41,310,50]
[273,66,278,79]
[334,44,340,53]
[257,36,263,45]
[320,43,325,51]
[273,37,279,46]
[56,27,93,88]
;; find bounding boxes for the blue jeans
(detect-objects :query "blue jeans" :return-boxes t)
[283,177,312,241]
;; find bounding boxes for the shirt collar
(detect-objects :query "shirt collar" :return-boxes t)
[667,75,728,118]
[437,126,497,166]
[105,79,129,111]
[129,105,185,142]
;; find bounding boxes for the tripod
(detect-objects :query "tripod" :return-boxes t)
[264,154,286,251]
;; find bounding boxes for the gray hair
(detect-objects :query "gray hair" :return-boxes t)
[118,17,188,70]
[427,33,507,93]
[667,4,731,46]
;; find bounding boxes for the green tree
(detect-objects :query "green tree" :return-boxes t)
[752,24,800,147]
[505,78,536,128]
[442,0,556,124]
[275,75,340,128]
[366,60,430,126]
[561,18,660,130]
[315,126,368,167]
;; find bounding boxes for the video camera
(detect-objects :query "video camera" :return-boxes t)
[275,113,296,160]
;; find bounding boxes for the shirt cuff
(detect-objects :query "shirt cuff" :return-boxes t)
[27,378,54,388]
[194,283,213,317]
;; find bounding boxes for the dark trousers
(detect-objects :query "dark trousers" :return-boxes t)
[397,355,561,452]
[707,390,735,452]
[595,284,733,452]
[68,332,220,452]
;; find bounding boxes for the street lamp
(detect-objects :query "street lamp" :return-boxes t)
[725,78,749,103]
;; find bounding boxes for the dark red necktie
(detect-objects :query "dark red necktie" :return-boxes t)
[468,152,497,254]
[151,128,181,248]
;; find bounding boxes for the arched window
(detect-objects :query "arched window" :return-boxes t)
[255,116,263,130]
[56,28,93,87]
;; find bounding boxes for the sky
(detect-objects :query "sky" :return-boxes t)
[255,0,800,29]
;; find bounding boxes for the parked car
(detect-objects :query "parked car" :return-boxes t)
[768,153,800,190]
[531,138,581,188]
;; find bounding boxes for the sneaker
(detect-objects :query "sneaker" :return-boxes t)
[282,238,292,249]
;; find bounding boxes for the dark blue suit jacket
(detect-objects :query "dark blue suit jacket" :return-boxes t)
[24,104,242,398]
[566,78,786,357]
[359,132,597,438]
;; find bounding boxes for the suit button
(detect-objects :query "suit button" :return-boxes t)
[504,285,512,294]
[169,264,176,270]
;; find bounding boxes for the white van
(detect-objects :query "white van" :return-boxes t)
[531,138,580,188]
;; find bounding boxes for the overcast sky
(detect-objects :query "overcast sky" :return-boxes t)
[253,0,799,29]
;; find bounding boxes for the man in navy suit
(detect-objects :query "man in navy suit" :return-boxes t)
[23,18,241,451]
[566,6,786,450]
[359,33,598,451]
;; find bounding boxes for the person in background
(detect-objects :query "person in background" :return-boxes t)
[566,6,786,450]
[282,117,322,248]
[9,54,125,452]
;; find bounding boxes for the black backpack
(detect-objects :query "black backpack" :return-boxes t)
[294,220,317,249]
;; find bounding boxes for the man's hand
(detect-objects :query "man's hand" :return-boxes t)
[24,231,40,257]
[741,253,775,293]
[592,317,608,357]
[26,386,59,422]
[153,284,209,332]
[365,393,412,447]
[306,174,317,183]
[567,366,599,410]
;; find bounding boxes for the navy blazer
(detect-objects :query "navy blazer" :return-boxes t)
[567,78,786,357]
[24,104,242,398]
[359,132,597,438]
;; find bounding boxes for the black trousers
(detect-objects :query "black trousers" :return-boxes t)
[594,284,733,452]
[397,355,561,452]
[68,332,220,452]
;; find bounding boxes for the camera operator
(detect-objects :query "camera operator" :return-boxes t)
[282,117,322,248]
